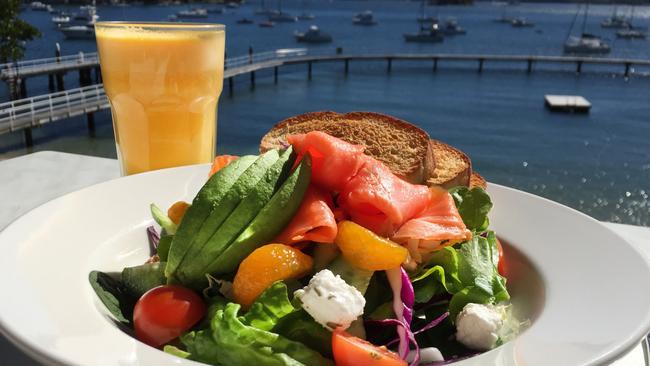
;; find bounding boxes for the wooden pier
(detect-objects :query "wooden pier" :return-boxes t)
[2,48,650,148]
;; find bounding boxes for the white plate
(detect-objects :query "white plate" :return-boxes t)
[0,164,649,366]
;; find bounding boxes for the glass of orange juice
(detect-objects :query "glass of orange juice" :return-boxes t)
[95,22,225,175]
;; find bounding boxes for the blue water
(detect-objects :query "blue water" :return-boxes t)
[1,1,649,226]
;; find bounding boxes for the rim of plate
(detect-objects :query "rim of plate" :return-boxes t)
[0,164,648,366]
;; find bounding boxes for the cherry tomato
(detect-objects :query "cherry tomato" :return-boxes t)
[496,238,507,276]
[133,285,206,347]
[332,330,406,366]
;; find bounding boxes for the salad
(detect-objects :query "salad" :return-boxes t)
[90,131,522,366]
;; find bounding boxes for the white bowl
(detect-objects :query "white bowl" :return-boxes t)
[0,164,649,366]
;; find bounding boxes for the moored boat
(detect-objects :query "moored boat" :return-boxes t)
[404,24,444,43]
[176,8,208,19]
[353,10,377,26]
[294,25,332,43]
[441,18,466,35]
[564,34,611,54]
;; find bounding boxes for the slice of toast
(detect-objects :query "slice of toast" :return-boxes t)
[469,172,487,190]
[426,140,472,189]
[260,111,434,184]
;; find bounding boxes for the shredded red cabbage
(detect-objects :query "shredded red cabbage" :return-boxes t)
[365,318,420,365]
[386,312,449,347]
[386,267,419,365]
[146,225,160,255]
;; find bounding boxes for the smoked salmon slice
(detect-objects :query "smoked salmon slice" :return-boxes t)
[274,185,338,245]
[287,132,366,192]
[392,186,472,259]
[338,159,431,237]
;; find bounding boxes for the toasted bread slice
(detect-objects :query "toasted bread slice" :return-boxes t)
[260,111,433,184]
[426,140,472,189]
[469,172,487,190]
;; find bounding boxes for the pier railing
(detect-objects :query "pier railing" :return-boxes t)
[0,84,107,135]
[3,48,650,147]
[0,52,100,80]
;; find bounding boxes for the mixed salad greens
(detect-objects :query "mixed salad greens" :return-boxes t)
[90,143,522,366]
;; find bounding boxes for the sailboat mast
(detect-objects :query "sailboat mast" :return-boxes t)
[565,3,580,41]
[581,2,589,36]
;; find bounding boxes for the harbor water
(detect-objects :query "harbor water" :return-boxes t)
[1,1,649,226]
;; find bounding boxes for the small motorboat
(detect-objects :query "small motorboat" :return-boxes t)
[616,27,647,39]
[259,20,275,27]
[404,24,444,43]
[441,18,466,35]
[353,10,377,26]
[60,25,95,40]
[30,1,49,11]
[237,17,254,24]
[176,8,208,19]
[564,34,611,54]
[511,17,534,27]
[601,14,630,29]
[294,25,332,43]
[226,2,240,9]
[52,15,71,26]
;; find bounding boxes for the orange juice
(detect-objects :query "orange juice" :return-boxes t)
[95,23,225,175]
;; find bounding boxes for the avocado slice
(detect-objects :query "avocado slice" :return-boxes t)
[176,148,295,286]
[165,155,257,281]
[328,256,374,295]
[170,150,282,285]
[206,154,312,276]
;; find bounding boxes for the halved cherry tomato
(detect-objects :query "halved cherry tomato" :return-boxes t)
[133,285,206,347]
[332,330,406,366]
[496,238,506,276]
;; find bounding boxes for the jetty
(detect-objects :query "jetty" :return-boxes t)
[2,48,650,148]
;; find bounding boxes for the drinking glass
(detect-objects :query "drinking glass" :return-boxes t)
[95,22,225,175]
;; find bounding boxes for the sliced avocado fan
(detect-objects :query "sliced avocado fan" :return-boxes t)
[173,148,296,287]
[165,154,258,282]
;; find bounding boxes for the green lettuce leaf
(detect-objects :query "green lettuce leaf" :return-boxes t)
[272,309,333,358]
[241,282,295,331]
[212,303,334,366]
[449,186,492,232]
[412,231,509,318]
[88,271,136,325]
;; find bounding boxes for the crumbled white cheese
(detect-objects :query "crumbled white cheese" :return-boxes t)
[455,303,504,351]
[407,347,444,363]
[294,269,365,330]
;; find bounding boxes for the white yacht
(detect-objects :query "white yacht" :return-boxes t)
[52,15,71,26]
[60,2,98,40]
[30,1,49,11]
[564,34,611,54]
[616,27,647,39]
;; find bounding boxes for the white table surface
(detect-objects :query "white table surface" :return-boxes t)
[0,151,648,365]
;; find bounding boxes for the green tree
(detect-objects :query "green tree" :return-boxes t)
[0,0,41,63]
